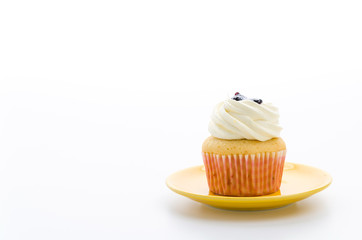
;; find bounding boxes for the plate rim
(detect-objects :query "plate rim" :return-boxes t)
[166,162,332,202]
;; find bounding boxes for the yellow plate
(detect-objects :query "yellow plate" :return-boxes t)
[166,162,332,211]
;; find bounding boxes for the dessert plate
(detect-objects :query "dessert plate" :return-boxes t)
[166,162,332,211]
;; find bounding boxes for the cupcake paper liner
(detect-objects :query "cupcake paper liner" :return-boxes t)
[202,150,286,197]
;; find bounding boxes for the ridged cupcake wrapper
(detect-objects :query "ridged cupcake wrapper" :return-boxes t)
[202,150,286,197]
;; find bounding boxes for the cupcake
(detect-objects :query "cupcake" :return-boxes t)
[202,92,286,197]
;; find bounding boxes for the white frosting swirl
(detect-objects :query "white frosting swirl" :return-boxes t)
[208,99,282,141]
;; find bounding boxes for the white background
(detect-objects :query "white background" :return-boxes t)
[1,0,362,239]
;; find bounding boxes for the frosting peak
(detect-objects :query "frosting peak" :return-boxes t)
[208,98,282,141]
